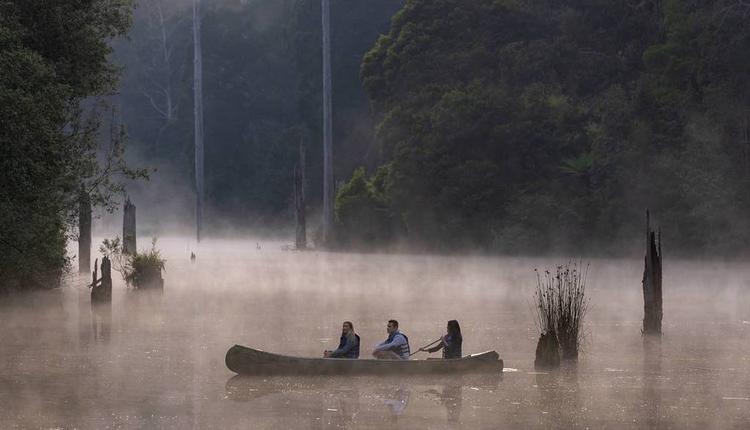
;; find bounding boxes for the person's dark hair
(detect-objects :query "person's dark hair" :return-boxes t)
[447,320,461,336]
[343,321,353,330]
[388,319,399,328]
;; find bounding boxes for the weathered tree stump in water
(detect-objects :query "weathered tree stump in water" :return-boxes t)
[78,187,91,273]
[534,331,561,369]
[91,257,112,303]
[642,211,662,335]
[123,197,137,255]
[136,265,164,290]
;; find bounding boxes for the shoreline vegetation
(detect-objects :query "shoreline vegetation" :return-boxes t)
[332,0,750,257]
[4,0,750,292]
[0,0,147,294]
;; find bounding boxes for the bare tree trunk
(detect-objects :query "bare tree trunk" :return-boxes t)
[321,0,334,245]
[123,198,137,255]
[193,0,205,242]
[156,0,174,122]
[742,114,749,172]
[642,210,663,335]
[78,187,91,274]
[294,137,307,250]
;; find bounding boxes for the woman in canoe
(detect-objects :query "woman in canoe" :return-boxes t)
[421,320,462,359]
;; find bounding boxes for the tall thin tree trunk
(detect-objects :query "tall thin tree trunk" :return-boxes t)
[193,0,205,242]
[642,210,663,335]
[156,0,173,121]
[321,0,334,245]
[742,114,749,172]
[123,197,137,255]
[294,137,307,250]
[78,187,91,274]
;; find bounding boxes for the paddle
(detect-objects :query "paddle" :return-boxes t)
[409,337,443,356]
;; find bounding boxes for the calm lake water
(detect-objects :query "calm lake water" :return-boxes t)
[1,238,749,429]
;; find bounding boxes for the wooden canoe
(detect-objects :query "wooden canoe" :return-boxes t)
[225,345,504,376]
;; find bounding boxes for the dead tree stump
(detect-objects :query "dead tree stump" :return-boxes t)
[78,187,91,273]
[91,256,112,303]
[294,137,307,250]
[123,197,137,254]
[642,211,662,335]
[534,331,561,369]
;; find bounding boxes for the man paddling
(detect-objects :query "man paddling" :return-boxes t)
[373,319,411,359]
[324,321,360,358]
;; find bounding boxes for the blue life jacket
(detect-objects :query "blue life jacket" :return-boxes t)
[443,333,462,359]
[384,331,410,359]
[336,333,360,358]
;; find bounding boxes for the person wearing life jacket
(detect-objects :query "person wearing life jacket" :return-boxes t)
[421,319,463,359]
[373,319,411,359]
[324,321,360,358]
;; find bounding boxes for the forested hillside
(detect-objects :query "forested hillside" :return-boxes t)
[337,0,750,255]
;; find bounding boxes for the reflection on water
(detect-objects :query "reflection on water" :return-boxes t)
[1,238,749,429]
[425,384,461,424]
[643,335,663,429]
[224,374,495,428]
[383,385,409,423]
[534,363,581,429]
[91,302,111,342]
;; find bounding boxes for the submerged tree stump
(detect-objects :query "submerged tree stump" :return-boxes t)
[78,187,91,273]
[642,211,663,335]
[136,265,164,290]
[123,197,137,254]
[91,256,112,303]
[534,331,561,369]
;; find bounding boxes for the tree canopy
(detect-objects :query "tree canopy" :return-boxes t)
[342,0,750,255]
[0,0,143,291]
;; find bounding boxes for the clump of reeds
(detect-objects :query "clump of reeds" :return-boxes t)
[533,262,589,363]
[100,236,166,288]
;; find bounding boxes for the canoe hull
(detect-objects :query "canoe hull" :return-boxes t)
[225,345,503,376]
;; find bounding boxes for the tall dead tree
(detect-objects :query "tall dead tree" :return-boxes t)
[193,0,205,242]
[138,0,180,126]
[123,198,137,255]
[294,137,307,250]
[642,210,663,335]
[78,187,91,273]
[321,0,334,245]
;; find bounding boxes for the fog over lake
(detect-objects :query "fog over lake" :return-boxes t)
[1,238,748,429]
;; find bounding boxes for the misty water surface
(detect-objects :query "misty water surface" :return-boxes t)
[1,238,749,429]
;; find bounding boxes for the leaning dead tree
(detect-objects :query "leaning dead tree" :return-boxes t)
[642,211,663,335]
[78,186,91,273]
[294,137,307,250]
[123,198,137,255]
[321,0,334,245]
[193,0,205,242]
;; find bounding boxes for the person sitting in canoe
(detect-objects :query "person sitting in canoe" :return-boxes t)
[420,319,463,359]
[324,321,360,358]
[373,319,411,359]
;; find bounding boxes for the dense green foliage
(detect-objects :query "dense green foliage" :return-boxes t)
[0,0,143,291]
[333,167,396,247]
[114,0,403,229]
[344,0,750,255]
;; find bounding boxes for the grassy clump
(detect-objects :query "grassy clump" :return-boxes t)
[533,262,589,360]
[100,237,165,288]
